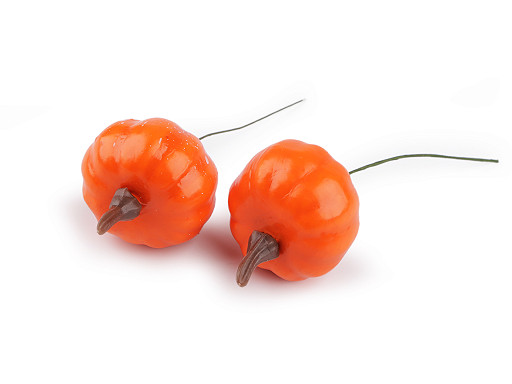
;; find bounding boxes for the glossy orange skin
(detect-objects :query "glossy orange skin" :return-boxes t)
[229,140,359,281]
[82,118,217,248]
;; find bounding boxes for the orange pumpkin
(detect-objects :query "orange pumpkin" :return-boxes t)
[82,118,217,248]
[229,139,359,285]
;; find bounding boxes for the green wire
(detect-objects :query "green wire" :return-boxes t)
[349,154,499,175]
[199,99,304,140]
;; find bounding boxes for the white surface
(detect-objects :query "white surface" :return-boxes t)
[1,1,511,383]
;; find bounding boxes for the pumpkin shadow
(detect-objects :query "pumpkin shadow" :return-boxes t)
[64,193,370,291]
[197,221,241,267]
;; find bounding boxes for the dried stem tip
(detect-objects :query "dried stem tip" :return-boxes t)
[97,188,142,235]
[236,231,280,287]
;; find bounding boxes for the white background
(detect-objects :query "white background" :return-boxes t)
[1,1,511,383]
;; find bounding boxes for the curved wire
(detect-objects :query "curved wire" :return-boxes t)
[349,154,499,175]
[198,99,304,140]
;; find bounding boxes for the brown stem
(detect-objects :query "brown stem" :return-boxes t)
[97,188,142,235]
[236,231,280,287]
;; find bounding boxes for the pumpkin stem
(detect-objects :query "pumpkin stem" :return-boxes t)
[97,188,142,235]
[198,99,304,140]
[236,231,280,287]
[349,154,498,175]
